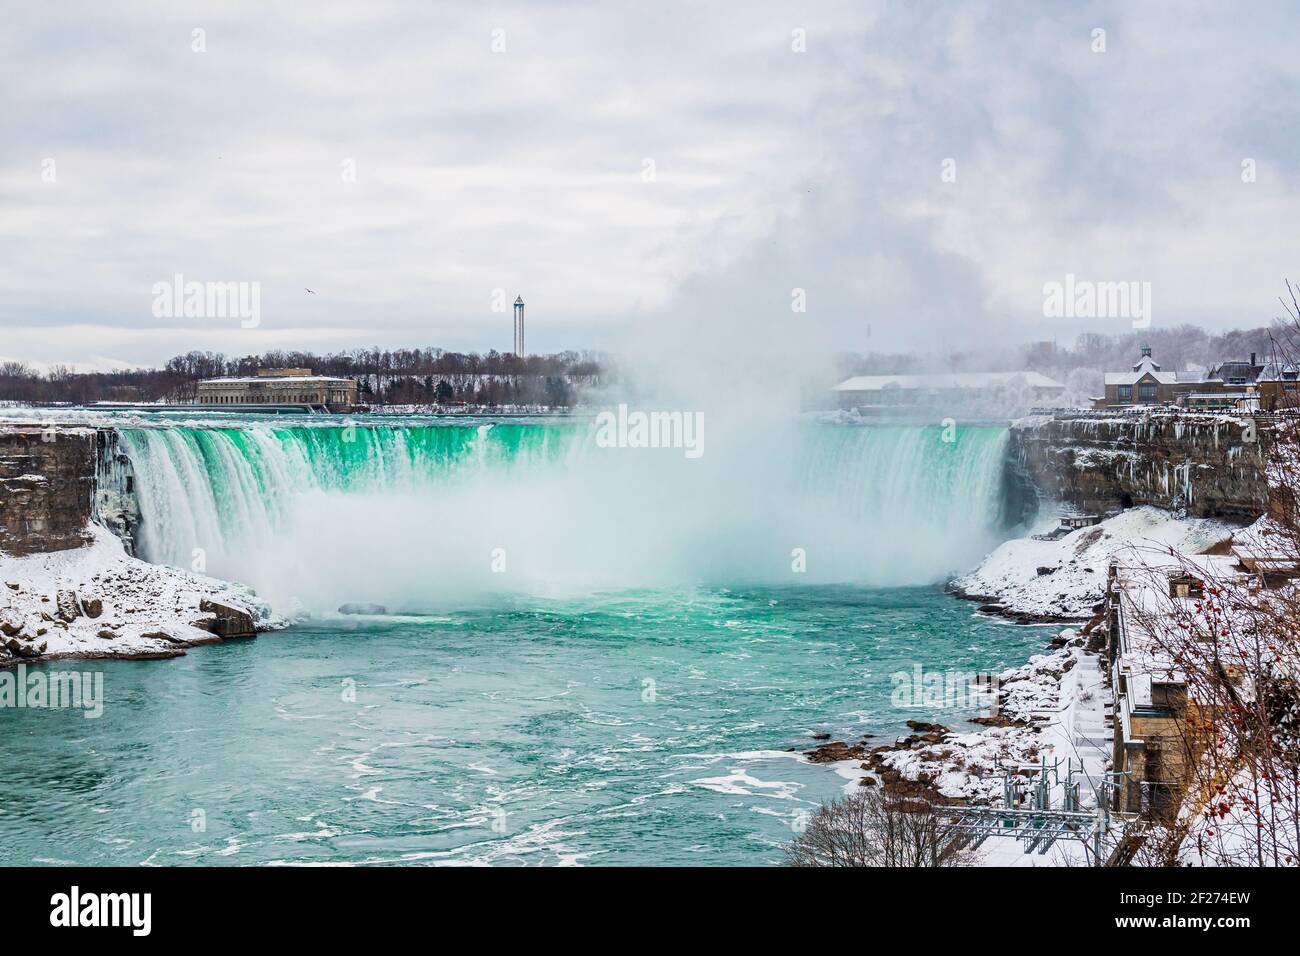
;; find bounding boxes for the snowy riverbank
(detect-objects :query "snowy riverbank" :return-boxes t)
[1,527,283,666]
[805,506,1258,864]
[950,506,1239,622]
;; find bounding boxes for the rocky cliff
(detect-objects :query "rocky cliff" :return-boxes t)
[0,426,97,554]
[1008,411,1269,520]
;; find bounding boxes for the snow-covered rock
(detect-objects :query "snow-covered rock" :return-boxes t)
[0,526,284,664]
[952,506,1239,620]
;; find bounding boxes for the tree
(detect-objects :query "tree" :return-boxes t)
[1110,281,1300,867]
[433,380,454,404]
[543,375,571,407]
[785,789,975,867]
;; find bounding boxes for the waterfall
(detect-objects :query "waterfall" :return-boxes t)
[114,421,1014,612]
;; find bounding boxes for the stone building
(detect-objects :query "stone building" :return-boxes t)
[1096,346,1273,410]
[1106,560,1202,821]
[1097,346,1200,407]
[1254,361,1300,411]
[196,369,359,411]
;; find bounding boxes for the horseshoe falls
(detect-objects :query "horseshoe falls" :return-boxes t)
[115,421,1017,613]
[2,417,1052,867]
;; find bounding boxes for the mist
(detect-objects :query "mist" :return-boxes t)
[118,421,1012,613]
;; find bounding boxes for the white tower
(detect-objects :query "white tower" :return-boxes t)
[513,295,525,357]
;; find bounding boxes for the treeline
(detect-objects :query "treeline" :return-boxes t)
[838,323,1289,382]
[1025,324,1284,375]
[0,362,188,405]
[0,348,604,407]
[163,347,602,380]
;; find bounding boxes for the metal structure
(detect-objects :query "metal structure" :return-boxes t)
[513,295,525,358]
[945,761,1135,863]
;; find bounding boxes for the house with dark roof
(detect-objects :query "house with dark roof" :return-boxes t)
[1097,347,1199,407]
[1096,346,1272,410]
[1255,360,1300,410]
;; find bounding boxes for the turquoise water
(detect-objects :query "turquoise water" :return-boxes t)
[0,586,1047,866]
[0,419,1045,865]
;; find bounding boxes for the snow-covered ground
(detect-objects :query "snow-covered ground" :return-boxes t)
[837,634,1117,866]
[848,506,1254,865]
[1,527,283,665]
[865,634,1096,798]
[1175,762,1298,867]
[952,506,1239,621]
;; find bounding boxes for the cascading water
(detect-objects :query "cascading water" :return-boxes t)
[11,416,1052,867]
[114,419,1016,612]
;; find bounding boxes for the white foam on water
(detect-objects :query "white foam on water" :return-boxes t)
[117,420,1012,613]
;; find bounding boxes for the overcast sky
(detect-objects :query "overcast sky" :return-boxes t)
[3,1,1300,370]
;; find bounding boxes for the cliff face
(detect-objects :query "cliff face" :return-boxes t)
[1008,412,1268,520]
[0,427,97,555]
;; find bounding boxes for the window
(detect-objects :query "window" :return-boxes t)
[1118,385,1132,402]
[1138,383,1158,402]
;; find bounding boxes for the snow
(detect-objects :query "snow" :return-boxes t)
[863,637,1119,865]
[868,506,1225,864]
[869,633,1107,800]
[953,506,1238,620]
[1177,763,1298,867]
[877,724,1043,802]
[0,526,283,664]
[831,371,1064,391]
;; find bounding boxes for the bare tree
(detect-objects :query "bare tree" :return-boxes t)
[1110,282,1300,866]
[785,789,976,867]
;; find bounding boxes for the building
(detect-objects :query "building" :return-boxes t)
[830,370,1065,409]
[1105,550,1277,822]
[1096,346,1273,410]
[196,368,359,411]
[1097,346,1200,407]
[1254,361,1300,411]
[1106,560,1202,821]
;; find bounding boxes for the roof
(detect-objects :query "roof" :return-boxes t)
[831,371,1064,392]
[1257,361,1299,382]
[198,376,354,385]
[1103,369,1192,385]
[1105,350,1198,386]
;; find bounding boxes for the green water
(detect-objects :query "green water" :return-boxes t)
[0,418,1047,865]
[0,586,1047,866]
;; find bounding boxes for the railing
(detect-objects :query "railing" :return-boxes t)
[1027,405,1293,423]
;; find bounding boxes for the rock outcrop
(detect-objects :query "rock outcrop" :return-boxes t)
[0,427,97,554]
[198,599,257,638]
[1009,411,1268,519]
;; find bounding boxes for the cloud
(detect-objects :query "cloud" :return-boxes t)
[1,1,1298,369]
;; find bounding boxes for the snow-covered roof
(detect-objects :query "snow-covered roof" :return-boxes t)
[199,376,353,385]
[1105,350,1199,386]
[1257,361,1300,382]
[831,371,1064,392]
[1103,368,1190,386]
